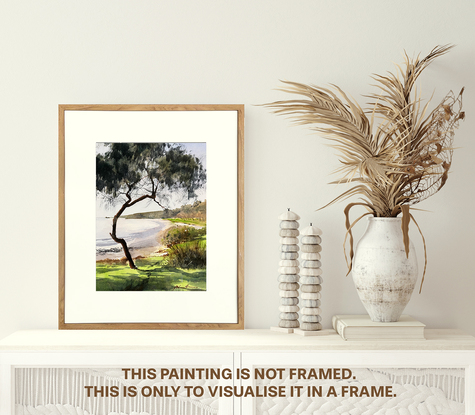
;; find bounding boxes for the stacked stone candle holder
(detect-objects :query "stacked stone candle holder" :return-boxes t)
[294,223,323,336]
[271,209,300,333]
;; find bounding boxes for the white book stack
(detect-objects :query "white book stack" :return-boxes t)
[332,314,426,341]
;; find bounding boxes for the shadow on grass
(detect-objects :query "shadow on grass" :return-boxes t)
[96,257,206,292]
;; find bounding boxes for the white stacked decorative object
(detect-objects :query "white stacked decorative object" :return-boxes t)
[271,209,300,333]
[295,223,323,336]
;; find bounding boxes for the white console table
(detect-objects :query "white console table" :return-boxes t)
[1,329,475,414]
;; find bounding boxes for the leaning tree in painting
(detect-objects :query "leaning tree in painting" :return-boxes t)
[96,143,206,269]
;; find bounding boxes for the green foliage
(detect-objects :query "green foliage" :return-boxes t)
[172,199,206,220]
[163,226,206,247]
[96,143,206,203]
[167,241,206,269]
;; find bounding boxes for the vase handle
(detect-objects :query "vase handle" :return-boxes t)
[343,203,373,275]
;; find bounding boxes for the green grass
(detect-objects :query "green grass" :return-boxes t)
[167,240,206,269]
[166,218,206,227]
[96,256,206,291]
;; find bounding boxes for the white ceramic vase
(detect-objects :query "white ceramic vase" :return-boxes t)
[352,217,418,322]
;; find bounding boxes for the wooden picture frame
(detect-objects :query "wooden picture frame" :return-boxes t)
[59,105,244,329]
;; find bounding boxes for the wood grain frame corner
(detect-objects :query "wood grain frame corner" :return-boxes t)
[58,104,244,330]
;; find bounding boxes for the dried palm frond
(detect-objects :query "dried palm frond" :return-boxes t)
[265,45,465,289]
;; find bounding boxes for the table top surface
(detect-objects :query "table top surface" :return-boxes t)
[1,329,475,351]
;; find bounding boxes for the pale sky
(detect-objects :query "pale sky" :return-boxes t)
[96,142,206,217]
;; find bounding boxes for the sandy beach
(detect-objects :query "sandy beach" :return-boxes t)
[96,218,175,261]
[96,218,203,261]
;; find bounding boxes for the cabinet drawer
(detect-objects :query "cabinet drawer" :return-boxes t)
[1,351,235,415]
[241,351,475,415]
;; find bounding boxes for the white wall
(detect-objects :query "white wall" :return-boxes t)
[1,0,474,339]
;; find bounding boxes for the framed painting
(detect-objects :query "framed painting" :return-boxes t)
[58,105,244,329]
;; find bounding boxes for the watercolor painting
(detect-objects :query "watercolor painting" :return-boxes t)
[95,142,207,291]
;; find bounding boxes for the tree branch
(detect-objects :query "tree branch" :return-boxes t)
[153,199,167,209]
[127,194,154,207]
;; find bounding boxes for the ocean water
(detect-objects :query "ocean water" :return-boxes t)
[96,217,168,258]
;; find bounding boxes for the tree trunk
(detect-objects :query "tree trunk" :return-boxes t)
[110,204,137,269]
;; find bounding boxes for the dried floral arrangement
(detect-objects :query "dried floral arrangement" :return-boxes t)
[265,45,465,290]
